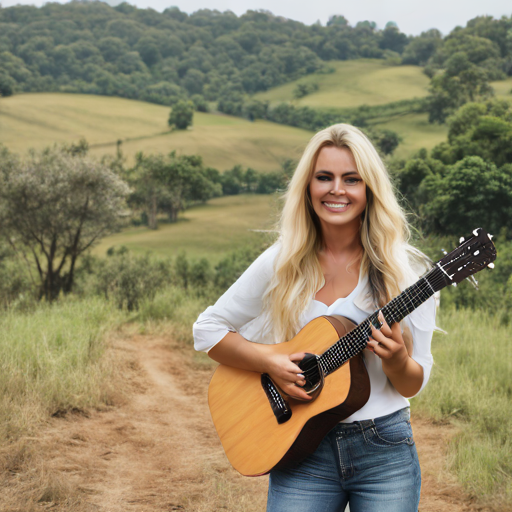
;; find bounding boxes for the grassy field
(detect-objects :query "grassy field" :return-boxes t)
[413,307,512,504]
[491,77,512,99]
[0,93,312,171]
[0,298,125,443]
[254,59,431,108]
[93,194,279,262]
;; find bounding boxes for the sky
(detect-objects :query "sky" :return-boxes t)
[1,0,511,36]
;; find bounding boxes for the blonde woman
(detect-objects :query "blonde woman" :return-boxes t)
[194,124,436,512]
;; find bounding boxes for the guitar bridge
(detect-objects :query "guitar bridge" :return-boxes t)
[261,373,292,424]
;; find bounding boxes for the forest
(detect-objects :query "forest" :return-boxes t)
[2,3,512,124]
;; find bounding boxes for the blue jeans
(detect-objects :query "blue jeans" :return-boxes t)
[267,408,420,512]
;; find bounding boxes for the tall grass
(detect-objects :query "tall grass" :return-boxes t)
[413,307,512,504]
[0,297,125,442]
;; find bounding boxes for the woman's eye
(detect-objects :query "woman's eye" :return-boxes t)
[317,175,331,181]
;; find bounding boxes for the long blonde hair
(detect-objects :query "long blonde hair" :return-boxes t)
[263,124,422,343]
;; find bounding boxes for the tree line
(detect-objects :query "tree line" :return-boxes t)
[0,3,411,102]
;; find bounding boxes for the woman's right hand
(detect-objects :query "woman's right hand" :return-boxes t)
[208,333,312,401]
[262,351,312,401]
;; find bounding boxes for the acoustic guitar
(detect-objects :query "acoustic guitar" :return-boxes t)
[208,228,496,477]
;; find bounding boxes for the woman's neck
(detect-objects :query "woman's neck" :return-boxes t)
[319,221,362,259]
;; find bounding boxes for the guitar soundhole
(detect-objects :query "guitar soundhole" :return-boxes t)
[297,353,324,397]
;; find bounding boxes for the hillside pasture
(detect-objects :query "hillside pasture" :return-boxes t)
[93,194,278,262]
[0,93,312,172]
[254,59,431,108]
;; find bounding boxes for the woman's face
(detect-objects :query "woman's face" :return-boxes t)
[308,146,367,230]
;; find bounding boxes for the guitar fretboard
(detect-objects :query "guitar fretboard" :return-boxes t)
[318,266,446,376]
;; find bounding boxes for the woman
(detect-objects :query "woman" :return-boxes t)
[193,124,436,512]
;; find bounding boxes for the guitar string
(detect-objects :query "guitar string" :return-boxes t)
[318,269,445,376]
[299,273,441,378]
[310,240,494,377]
[322,270,446,374]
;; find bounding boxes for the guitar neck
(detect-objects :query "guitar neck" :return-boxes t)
[318,265,448,377]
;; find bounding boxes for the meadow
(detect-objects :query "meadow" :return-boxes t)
[254,58,512,110]
[93,194,278,261]
[5,58,495,168]
[254,59,431,108]
[0,93,312,172]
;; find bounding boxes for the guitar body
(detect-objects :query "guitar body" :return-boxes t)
[208,315,371,477]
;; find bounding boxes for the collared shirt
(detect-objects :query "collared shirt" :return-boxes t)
[193,243,436,422]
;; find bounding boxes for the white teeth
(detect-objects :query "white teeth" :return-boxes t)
[324,203,349,209]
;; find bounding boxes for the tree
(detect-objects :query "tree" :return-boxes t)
[0,146,130,301]
[168,100,194,129]
[0,73,15,97]
[431,99,512,166]
[130,152,221,226]
[421,156,512,237]
[427,52,494,123]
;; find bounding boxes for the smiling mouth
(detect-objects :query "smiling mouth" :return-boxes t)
[322,202,350,210]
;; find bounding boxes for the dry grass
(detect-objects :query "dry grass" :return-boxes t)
[0,93,312,171]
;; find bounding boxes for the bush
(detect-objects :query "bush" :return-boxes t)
[91,249,172,311]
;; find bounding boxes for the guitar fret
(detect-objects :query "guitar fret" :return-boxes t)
[319,275,437,376]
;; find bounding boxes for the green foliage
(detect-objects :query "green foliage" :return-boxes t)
[0,3,414,104]
[427,52,495,123]
[168,100,194,129]
[402,29,442,66]
[190,94,209,112]
[431,99,512,166]
[421,156,512,237]
[129,151,222,227]
[293,82,319,99]
[89,249,172,311]
[0,145,130,301]
[0,242,36,310]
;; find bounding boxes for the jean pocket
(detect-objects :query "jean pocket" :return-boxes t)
[364,420,415,448]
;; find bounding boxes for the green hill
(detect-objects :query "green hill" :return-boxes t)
[0,93,312,172]
[254,60,431,109]
[93,194,277,261]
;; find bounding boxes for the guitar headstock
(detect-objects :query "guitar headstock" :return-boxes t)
[434,228,496,289]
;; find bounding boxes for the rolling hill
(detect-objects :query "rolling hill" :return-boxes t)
[93,194,277,261]
[254,59,431,109]
[0,93,312,172]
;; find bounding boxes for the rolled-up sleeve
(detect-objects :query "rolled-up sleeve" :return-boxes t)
[193,244,279,352]
[403,295,436,396]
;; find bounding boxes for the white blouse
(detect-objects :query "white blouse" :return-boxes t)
[193,243,436,422]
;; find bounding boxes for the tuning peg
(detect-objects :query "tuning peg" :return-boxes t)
[451,282,457,287]
[488,262,495,269]
[441,248,447,255]
[488,234,493,240]
[459,236,465,243]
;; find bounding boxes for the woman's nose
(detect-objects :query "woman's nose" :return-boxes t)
[329,182,346,195]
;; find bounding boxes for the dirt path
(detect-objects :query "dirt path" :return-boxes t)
[2,335,497,512]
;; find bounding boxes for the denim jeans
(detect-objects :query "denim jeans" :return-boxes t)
[267,408,420,512]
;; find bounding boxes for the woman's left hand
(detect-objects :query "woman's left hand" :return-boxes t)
[367,311,408,372]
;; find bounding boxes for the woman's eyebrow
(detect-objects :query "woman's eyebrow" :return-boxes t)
[314,170,360,176]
